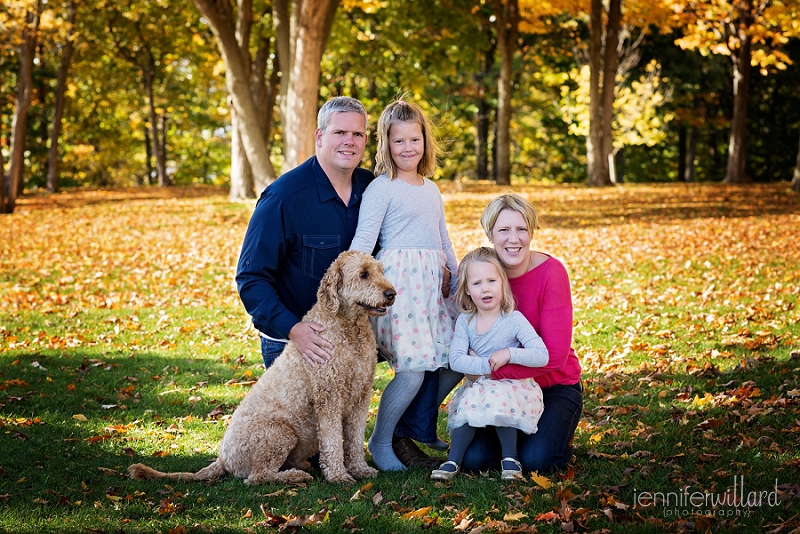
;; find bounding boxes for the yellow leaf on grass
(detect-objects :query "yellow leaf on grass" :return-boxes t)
[402,506,433,519]
[530,471,554,489]
[503,511,528,521]
[692,392,715,408]
[73,414,88,421]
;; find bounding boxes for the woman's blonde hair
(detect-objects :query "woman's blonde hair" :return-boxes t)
[454,247,516,318]
[480,193,540,239]
[374,98,439,179]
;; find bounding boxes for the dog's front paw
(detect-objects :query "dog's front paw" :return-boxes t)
[349,465,379,479]
[327,472,357,485]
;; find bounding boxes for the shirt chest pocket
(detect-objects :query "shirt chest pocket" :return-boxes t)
[302,235,341,280]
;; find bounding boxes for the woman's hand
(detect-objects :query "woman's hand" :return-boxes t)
[441,267,451,298]
[488,349,511,371]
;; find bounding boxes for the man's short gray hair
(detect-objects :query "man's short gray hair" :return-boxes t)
[317,97,368,132]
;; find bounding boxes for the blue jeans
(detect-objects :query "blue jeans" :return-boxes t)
[394,368,463,444]
[260,337,286,369]
[393,370,440,443]
[461,382,583,473]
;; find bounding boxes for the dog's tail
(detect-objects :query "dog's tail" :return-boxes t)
[128,459,227,482]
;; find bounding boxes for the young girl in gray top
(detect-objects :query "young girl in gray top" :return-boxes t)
[349,99,459,471]
[431,247,548,481]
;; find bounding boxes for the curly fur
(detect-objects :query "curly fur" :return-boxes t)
[129,251,396,485]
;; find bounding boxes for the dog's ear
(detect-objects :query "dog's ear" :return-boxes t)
[318,254,343,314]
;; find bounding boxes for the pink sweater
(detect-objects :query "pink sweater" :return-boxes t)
[491,255,581,389]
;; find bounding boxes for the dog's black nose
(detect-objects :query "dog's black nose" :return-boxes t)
[385,289,396,302]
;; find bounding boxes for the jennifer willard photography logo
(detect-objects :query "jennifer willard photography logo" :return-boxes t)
[633,476,781,518]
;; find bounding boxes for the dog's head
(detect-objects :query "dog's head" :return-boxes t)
[317,251,396,317]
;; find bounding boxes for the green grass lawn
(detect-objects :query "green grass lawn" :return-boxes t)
[1,183,799,533]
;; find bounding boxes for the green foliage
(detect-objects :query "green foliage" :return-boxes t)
[2,0,800,189]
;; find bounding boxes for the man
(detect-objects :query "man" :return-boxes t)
[235,96,441,468]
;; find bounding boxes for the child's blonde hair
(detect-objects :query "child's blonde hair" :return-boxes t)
[374,98,438,179]
[454,247,516,318]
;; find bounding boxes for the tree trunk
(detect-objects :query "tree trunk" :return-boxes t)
[160,114,169,178]
[708,128,720,171]
[227,1,278,199]
[47,0,78,193]
[252,34,279,194]
[1,113,6,213]
[475,95,490,181]
[273,0,291,108]
[281,0,340,171]
[792,130,800,193]
[614,147,625,183]
[229,99,256,200]
[493,0,518,186]
[475,27,495,182]
[598,0,620,187]
[143,61,169,186]
[193,0,273,183]
[227,0,255,200]
[678,123,687,182]
[7,0,43,213]
[475,28,497,180]
[685,124,698,182]
[144,126,154,185]
[586,0,605,186]
[491,119,498,181]
[724,30,752,183]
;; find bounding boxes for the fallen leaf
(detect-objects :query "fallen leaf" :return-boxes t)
[534,511,560,521]
[402,506,433,519]
[503,511,528,521]
[530,471,554,489]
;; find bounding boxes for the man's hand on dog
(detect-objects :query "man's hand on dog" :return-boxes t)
[289,321,333,366]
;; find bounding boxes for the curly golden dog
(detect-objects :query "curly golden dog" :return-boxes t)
[129,251,396,485]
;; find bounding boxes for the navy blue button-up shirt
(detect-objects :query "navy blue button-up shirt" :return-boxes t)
[235,156,375,339]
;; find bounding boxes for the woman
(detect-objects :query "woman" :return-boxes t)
[460,193,582,473]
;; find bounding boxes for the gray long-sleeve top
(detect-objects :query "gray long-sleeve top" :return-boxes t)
[449,311,549,375]
[349,174,458,289]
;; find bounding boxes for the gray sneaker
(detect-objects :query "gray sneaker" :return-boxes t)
[501,457,523,481]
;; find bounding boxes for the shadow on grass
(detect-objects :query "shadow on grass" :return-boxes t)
[14,185,229,213]
[0,349,244,504]
[538,184,800,229]
[442,182,800,238]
